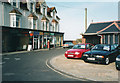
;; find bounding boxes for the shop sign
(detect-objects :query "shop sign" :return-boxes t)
[44,32,50,35]
[34,31,39,35]
[39,32,44,35]
[50,33,54,36]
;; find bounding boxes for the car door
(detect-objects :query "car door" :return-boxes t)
[110,45,118,61]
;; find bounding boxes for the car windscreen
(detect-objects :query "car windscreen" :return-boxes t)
[65,42,73,44]
[92,44,110,51]
[72,44,85,49]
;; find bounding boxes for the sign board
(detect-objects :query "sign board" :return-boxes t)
[50,33,54,36]
[39,32,44,35]
[44,32,50,35]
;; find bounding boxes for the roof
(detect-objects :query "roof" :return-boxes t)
[52,19,58,23]
[41,16,49,21]
[9,9,22,15]
[28,13,38,20]
[84,20,120,35]
[47,7,57,13]
[56,16,60,20]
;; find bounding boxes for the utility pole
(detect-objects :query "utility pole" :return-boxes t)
[85,8,87,31]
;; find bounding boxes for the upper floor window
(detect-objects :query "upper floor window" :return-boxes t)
[10,15,21,28]
[43,8,45,15]
[13,2,16,7]
[30,3,33,12]
[9,9,22,28]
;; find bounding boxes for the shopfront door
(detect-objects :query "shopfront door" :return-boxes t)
[34,38,38,49]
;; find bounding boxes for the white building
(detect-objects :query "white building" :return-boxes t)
[1,0,64,52]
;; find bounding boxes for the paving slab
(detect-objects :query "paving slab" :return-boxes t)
[50,55,119,81]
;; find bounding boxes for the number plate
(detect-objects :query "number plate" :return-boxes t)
[68,55,74,57]
[87,58,95,60]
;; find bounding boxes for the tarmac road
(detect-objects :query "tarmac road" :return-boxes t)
[2,48,82,82]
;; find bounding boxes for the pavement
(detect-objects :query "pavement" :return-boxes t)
[50,54,119,81]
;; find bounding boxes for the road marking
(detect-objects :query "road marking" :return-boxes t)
[14,58,21,61]
[4,58,10,60]
[0,62,5,65]
[46,59,87,81]
[4,73,15,76]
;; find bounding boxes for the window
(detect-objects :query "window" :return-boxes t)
[111,45,115,51]
[115,34,118,44]
[16,16,20,27]
[43,22,44,30]
[36,6,41,13]
[30,3,33,12]
[29,19,32,29]
[33,20,36,29]
[46,22,47,31]
[13,0,16,7]
[43,8,45,15]
[10,15,20,28]
[10,15,16,27]
[86,44,93,49]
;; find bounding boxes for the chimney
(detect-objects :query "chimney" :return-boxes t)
[85,8,87,31]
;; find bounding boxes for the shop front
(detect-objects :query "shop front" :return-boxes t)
[2,26,29,52]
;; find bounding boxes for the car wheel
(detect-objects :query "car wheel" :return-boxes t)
[105,57,110,65]
[67,57,71,59]
[84,59,88,63]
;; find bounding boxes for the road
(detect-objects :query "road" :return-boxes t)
[2,48,80,81]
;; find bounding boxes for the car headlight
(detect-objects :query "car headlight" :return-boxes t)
[83,54,88,56]
[96,55,104,58]
[116,58,120,61]
[65,51,68,54]
[75,52,80,55]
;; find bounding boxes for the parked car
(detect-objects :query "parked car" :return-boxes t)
[82,44,119,65]
[64,43,94,59]
[63,42,74,48]
[116,54,120,70]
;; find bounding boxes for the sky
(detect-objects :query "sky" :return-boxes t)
[46,0,119,40]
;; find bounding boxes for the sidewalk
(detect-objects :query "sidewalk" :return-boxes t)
[1,47,63,56]
[50,54,118,81]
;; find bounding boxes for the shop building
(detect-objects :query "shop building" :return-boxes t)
[0,0,64,52]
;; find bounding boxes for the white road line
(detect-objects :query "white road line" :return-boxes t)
[45,59,86,81]
[4,58,10,60]
[14,58,21,61]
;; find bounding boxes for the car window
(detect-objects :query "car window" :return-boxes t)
[111,45,115,51]
[86,44,93,49]
[92,44,110,51]
[65,42,73,44]
[72,44,85,49]
[113,44,118,48]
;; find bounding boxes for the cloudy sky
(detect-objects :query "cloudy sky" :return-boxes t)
[46,0,119,40]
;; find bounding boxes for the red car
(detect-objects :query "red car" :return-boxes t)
[64,43,94,59]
